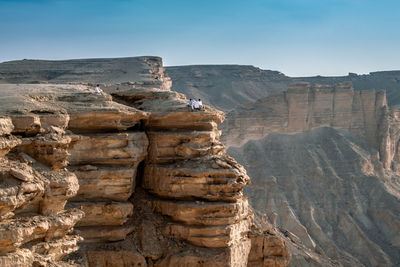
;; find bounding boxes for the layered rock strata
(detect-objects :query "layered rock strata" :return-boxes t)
[0,57,286,266]
[0,112,83,266]
[229,127,400,266]
[223,82,386,147]
[104,83,255,267]
[222,82,400,172]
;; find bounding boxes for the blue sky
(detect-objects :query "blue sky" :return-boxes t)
[0,0,399,76]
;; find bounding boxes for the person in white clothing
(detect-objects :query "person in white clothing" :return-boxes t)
[95,84,103,94]
[187,98,194,110]
[193,99,200,110]
[197,99,203,110]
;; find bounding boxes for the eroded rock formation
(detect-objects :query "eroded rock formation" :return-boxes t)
[223,82,400,173]
[0,57,289,266]
[0,97,83,266]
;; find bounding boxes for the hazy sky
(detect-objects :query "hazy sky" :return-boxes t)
[1,0,399,76]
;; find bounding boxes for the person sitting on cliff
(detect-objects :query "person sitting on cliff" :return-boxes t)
[94,84,103,94]
[187,98,195,111]
[193,99,200,110]
[197,99,204,110]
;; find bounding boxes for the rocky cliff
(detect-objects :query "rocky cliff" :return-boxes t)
[222,82,400,171]
[166,65,292,112]
[165,64,400,266]
[166,65,400,110]
[0,57,290,266]
[221,82,400,266]
[228,127,400,266]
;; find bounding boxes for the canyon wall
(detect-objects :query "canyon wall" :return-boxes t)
[0,57,290,266]
[228,127,400,266]
[223,82,400,171]
[166,65,400,266]
[220,82,400,266]
[166,65,400,110]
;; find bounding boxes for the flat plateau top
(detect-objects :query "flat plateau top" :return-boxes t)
[0,84,138,116]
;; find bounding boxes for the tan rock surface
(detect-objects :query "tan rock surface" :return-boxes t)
[248,226,290,267]
[142,155,249,202]
[69,167,136,201]
[16,132,71,169]
[40,170,79,215]
[223,82,386,149]
[228,127,400,266]
[0,209,83,253]
[75,225,135,243]
[0,159,47,219]
[147,130,224,163]
[86,250,147,267]
[0,249,35,267]
[152,198,249,226]
[0,117,14,136]
[68,201,133,227]
[68,132,148,166]
[155,241,251,267]
[0,56,172,89]
[0,56,267,267]
[32,235,83,262]
[163,218,251,248]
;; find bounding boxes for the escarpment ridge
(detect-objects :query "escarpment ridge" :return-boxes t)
[223,82,400,171]
[166,64,400,266]
[0,57,290,266]
[166,64,400,110]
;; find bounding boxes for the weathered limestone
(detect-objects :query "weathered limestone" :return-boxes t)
[143,155,249,202]
[0,160,47,220]
[0,249,35,267]
[152,198,249,226]
[248,228,291,267]
[0,117,14,136]
[110,85,253,266]
[67,201,133,227]
[163,218,251,248]
[0,209,83,253]
[0,57,276,267]
[74,225,135,243]
[147,130,224,164]
[32,235,83,262]
[66,131,148,244]
[223,82,387,150]
[40,170,79,215]
[155,241,251,267]
[0,118,20,156]
[16,132,71,169]
[86,251,147,267]
[0,136,21,157]
[0,89,86,266]
[68,132,148,166]
[70,166,136,201]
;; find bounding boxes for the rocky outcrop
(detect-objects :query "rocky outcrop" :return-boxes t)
[228,127,400,266]
[166,65,292,111]
[223,82,386,147]
[0,57,172,90]
[0,57,280,266]
[166,65,400,110]
[102,82,255,267]
[0,115,83,266]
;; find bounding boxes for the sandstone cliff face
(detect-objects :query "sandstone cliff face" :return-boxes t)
[166,65,400,110]
[158,64,400,266]
[0,93,84,266]
[166,65,292,112]
[228,127,400,266]
[222,82,400,173]
[223,82,386,147]
[0,57,290,266]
